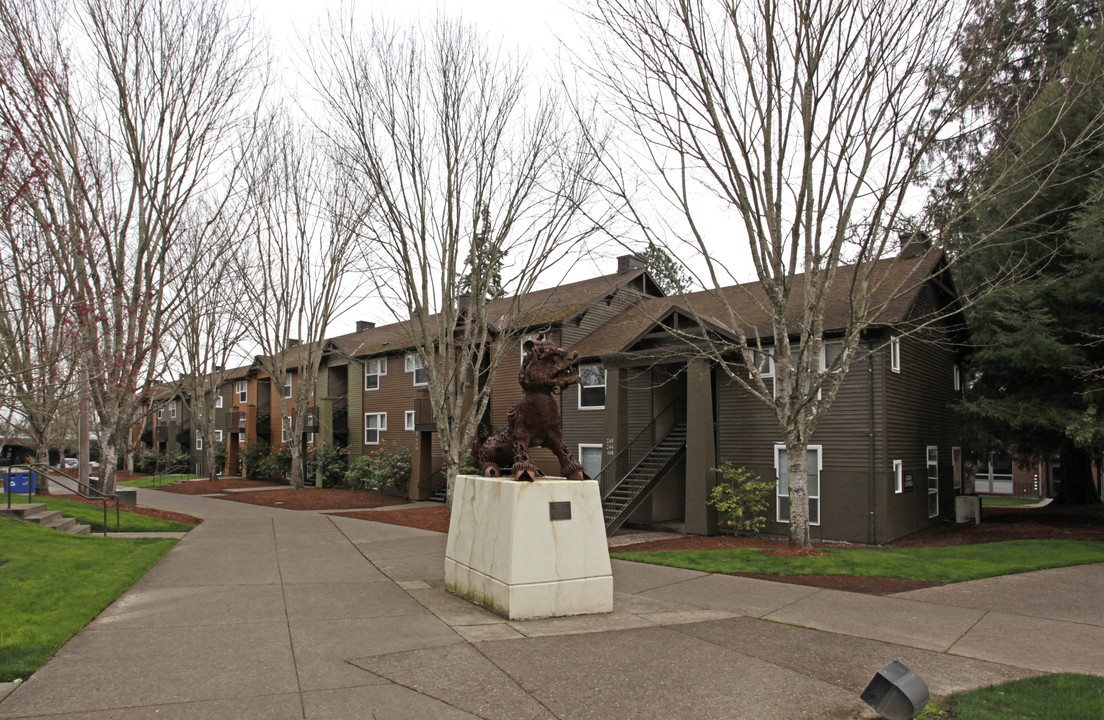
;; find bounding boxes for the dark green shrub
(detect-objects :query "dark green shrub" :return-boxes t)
[346,442,411,492]
[241,440,271,479]
[258,444,292,481]
[707,461,774,534]
[314,442,350,488]
[212,441,227,475]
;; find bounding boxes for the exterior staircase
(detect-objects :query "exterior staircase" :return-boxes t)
[600,409,687,535]
[0,503,92,535]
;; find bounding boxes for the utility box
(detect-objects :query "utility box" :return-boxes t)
[6,471,36,494]
[955,495,981,524]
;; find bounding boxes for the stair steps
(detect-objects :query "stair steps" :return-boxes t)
[601,422,687,534]
[0,503,93,535]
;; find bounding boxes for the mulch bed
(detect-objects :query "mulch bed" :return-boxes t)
[153,478,285,495]
[217,487,410,511]
[332,506,452,534]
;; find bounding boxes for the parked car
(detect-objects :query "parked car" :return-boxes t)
[63,458,78,469]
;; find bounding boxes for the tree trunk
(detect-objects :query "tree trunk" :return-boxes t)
[1056,445,1102,505]
[445,449,460,511]
[290,440,304,490]
[785,433,812,549]
[100,444,118,497]
[33,448,51,494]
[205,441,218,481]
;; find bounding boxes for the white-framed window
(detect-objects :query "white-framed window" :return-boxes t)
[306,431,314,445]
[953,365,961,391]
[774,444,821,525]
[823,341,847,372]
[749,349,774,379]
[405,353,428,386]
[215,429,223,443]
[196,435,203,451]
[364,412,386,444]
[579,365,606,409]
[890,336,901,373]
[282,416,292,443]
[236,380,248,403]
[952,446,962,490]
[284,373,293,399]
[365,358,387,390]
[578,444,604,479]
[519,333,540,366]
[404,410,415,431]
[893,459,904,494]
[927,445,939,517]
[170,402,177,419]
[157,408,164,420]
[215,394,224,409]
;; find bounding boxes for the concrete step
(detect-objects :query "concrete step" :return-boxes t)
[0,503,46,519]
[26,510,63,527]
[71,524,91,535]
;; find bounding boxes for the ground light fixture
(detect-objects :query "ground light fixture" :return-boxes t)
[860,661,930,720]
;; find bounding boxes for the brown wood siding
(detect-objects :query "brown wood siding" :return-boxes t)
[359,354,419,455]
[877,307,963,542]
[715,357,879,544]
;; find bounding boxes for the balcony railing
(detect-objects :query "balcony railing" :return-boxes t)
[413,395,436,431]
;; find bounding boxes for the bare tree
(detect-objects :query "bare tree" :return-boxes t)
[0,209,79,485]
[166,210,250,481]
[579,0,1057,547]
[311,16,607,506]
[234,114,360,490]
[0,0,264,494]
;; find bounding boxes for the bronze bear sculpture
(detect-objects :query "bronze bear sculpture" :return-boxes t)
[472,331,590,481]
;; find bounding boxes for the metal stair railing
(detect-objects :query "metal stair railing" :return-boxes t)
[18,463,119,537]
[595,398,686,498]
[602,428,687,536]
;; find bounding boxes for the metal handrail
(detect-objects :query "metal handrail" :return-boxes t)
[595,398,687,498]
[4,464,34,509]
[24,463,119,537]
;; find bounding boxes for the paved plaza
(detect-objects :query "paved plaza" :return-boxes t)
[2,487,1102,719]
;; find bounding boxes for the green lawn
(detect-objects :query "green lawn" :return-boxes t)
[118,473,203,488]
[37,496,195,533]
[921,673,1104,719]
[611,540,1104,584]
[0,518,178,681]
[981,496,1045,507]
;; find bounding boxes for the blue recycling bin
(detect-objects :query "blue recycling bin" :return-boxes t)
[6,471,36,493]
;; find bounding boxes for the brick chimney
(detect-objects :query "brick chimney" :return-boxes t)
[356,321,375,332]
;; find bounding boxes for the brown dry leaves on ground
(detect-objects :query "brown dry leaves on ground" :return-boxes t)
[156,478,285,495]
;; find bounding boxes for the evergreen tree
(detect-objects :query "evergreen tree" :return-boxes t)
[954,23,1104,503]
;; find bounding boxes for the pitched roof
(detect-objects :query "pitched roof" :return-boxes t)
[568,252,945,359]
[327,267,652,359]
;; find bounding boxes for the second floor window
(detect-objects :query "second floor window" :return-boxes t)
[365,358,386,390]
[215,394,223,409]
[284,373,293,399]
[579,365,606,409]
[405,410,415,431]
[406,353,428,386]
[236,380,248,403]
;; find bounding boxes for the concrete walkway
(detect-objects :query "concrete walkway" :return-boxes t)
[2,490,1102,719]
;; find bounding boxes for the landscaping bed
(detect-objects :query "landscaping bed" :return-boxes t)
[217,487,410,511]
[332,506,451,533]
[152,478,284,495]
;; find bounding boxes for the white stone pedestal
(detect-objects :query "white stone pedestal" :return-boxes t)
[445,474,613,620]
